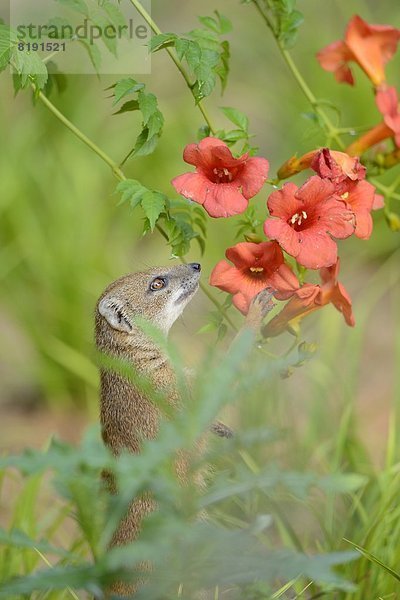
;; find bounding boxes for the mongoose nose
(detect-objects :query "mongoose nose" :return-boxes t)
[190,262,201,272]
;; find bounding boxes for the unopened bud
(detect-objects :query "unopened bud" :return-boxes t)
[298,341,318,363]
[386,212,400,231]
[244,233,264,243]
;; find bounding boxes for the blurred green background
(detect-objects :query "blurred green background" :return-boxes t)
[0,0,399,461]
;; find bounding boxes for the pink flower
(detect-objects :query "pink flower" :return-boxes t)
[311,149,375,239]
[339,180,376,240]
[171,137,269,218]
[209,241,299,315]
[310,148,366,192]
[263,260,355,337]
[263,176,355,269]
[317,15,400,87]
[376,86,400,147]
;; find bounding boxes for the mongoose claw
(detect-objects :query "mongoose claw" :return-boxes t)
[244,287,276,332]
[210,420,234,438]
[251,288,276,317]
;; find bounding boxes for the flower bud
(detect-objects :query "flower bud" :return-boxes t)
[244,232,264,243]
[386,211,400,231]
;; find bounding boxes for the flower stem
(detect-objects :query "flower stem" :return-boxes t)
[128,0,217,134]
[37,89,127,182]
[252,0,344,149]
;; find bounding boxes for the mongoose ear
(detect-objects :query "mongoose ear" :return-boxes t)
[98,297,133,333]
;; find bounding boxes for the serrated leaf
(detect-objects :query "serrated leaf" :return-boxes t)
[133,128,160,158]
[43,60,68,97]
[175,37,190,62]
[102,1,127,30]
[149,32,177,53]
[54,0,88,16]
[113,99,139,114]
[90,12,117,56]
[146,110,164,139]
[198,16,220,34]
[220,106,249,131]
[141,191,166,231]
[214,11,232,34]
[222,129,248,143]
[13,50,48,89]
[116,179,147,208]
[78,39,102,72]
[46,17,74,39]
[0,23,16,71]
[138,91,158,124]
[113,77,144,104]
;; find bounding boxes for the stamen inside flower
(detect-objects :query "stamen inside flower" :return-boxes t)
[290,210,308,226]
[212,167,233,183]
[249,266,264,273]
[341,192,349,199]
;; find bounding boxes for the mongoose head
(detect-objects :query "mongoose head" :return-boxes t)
[96,263,201,346]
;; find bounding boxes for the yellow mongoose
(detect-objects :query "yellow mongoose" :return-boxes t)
[95,262,273,595]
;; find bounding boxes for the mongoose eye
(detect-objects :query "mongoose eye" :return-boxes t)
[150,277,166,291]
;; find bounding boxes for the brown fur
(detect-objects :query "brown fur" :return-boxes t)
[95,264,275,597]
[96,264,201,596]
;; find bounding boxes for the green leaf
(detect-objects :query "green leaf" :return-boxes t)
[113,99,140,115]
[216,39,230,92]
[13,50,48,89]
[198,16,220,34]
[115,179,147,208]
[90,12,117,56]
[133,128,160,158]
[43,61,68,97]
[102,1,127,30]
[113,77,144,104]
[54,0,88,16]
[214,11,232,34]
[220,106,249,131]
[46,17,74,39]
[138,91,158,124]
[146,110,164,139]
[149,32,177,53]
[0,528,71,557]
[141,191,166,231]
[222,129,248,143]
[78,39,102,72]
[0,23,16,71]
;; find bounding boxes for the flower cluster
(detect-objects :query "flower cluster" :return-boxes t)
[171,14,398,337]
[172,137,378,332]
[317,14,400,156]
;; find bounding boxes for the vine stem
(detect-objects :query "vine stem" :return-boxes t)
[36,89,127,182]
[252,0,345,150]
[34,86,236,330]
[128,0,217,134]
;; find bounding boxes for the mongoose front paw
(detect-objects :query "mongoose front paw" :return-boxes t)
[210,420,234,438]
[251,287,276,318]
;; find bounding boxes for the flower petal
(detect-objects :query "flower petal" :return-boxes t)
[232,292,251,315]
[263,218,301,260]
[171,172,209,205]
[209,260,241,294]
[317,40,355,85]
[225,241,282,271]
[316,197,356,239]
[296,175,336,210]
[237,157,270,198]
[296,230,338,269]
[203,184,248,218]
[267,182,300,219]
[346,15,400,86]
